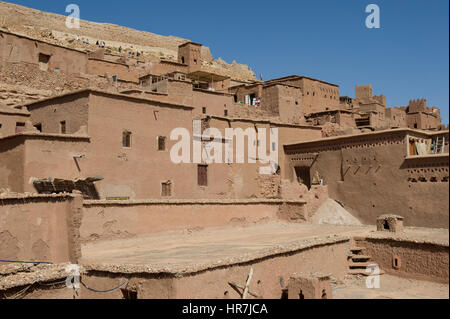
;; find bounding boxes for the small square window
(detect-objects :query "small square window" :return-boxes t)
[60,121,66,134]
[15,122,25,134]
[34,123,42,132]
[198,165,208,186]
[122,131,132,148]
[158,136,166,151]
[162,181,172,197]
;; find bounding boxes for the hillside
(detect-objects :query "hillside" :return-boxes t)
[0,1,256,81]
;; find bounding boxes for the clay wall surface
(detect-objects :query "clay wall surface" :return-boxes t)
[0,31,87,75]
[22,135,91,193]
[0,194,82,263]
[284,130,449,228]
[87,58,139,83]
[79,240,349,299]
[147,61,188,76]
[280,78,340,114]
[0,135,25,192]
[407,112,441,130]
[27,92,90,134]
[355,237,449,283]
[80,200,305,243]
[192,89,233,117]
[0,108,30,137]
[386,107,407,128]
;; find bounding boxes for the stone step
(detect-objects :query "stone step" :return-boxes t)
[348,261,378,269]
[350,255,372,261]
[350,247,366,253]
[348,268,385,276]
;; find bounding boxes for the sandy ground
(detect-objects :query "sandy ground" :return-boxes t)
[80,223,373,266]
[333,274,449,299]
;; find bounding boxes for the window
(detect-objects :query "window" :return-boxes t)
[233,95,238,103]
[38,53,50,71]
[121,289,137,299]
[198,165,208,186]
[60,121,66,134]
[224,110,228,116]
[34,123,42,132]
[122,131,132,148]
[161,181,172,197]
[181,56,185,64]
[158,136,166,151]
[295,166,311,189]
[15,122,25,134]
[194,59,198,65]
[202,107,207,114]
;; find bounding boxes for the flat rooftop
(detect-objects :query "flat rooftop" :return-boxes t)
[80,222,449,275]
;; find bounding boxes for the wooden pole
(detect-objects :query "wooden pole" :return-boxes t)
[242,267,254,299]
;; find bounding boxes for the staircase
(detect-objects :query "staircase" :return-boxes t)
[347,246,384,276]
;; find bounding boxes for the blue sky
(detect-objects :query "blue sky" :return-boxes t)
[6,0,449,123]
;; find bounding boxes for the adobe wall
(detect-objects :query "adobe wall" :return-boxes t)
[87,58,139,83]
[0,108,30,137]
[27,92,90,134]
[192,89,233,117]
[285,130,449,228]
[0,135,25,192]
[22,135,91,193]
[80,199,306,243]
[0,31,87,75]
[282,78,340,114]
[79,239,349,299]
[0,194,82,264]
[354,237,449,283]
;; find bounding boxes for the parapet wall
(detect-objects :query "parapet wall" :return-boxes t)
[0,194,82,264]
[81,199,307,244]
[354,236,449,283]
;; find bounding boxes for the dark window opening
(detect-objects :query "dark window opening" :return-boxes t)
[202,107,207,114]
[281,289,288,299]
[414,123,418,129]
[299,290,305,299]
[181,56,185,64]
[60,121,66,134]
[233,95,238,103]
[198,165,208,186]
[121,289,137,299]
[383,220,390,230]
[122,131,132,148]
[15,122,25,134]
[250,93,256,105]
[34,123,42,132]
[295,166,311,189]
[193,59,197,64]
[158,136,166,151]
[321,290,327,299]
[224,110,228,116]
[39,53,50,71]
[162,181,172,197]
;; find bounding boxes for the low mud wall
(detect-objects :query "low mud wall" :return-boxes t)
[355,237,449,283]
[80,239,350,299]
[0,194,82,264]
[80,199,307,243]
